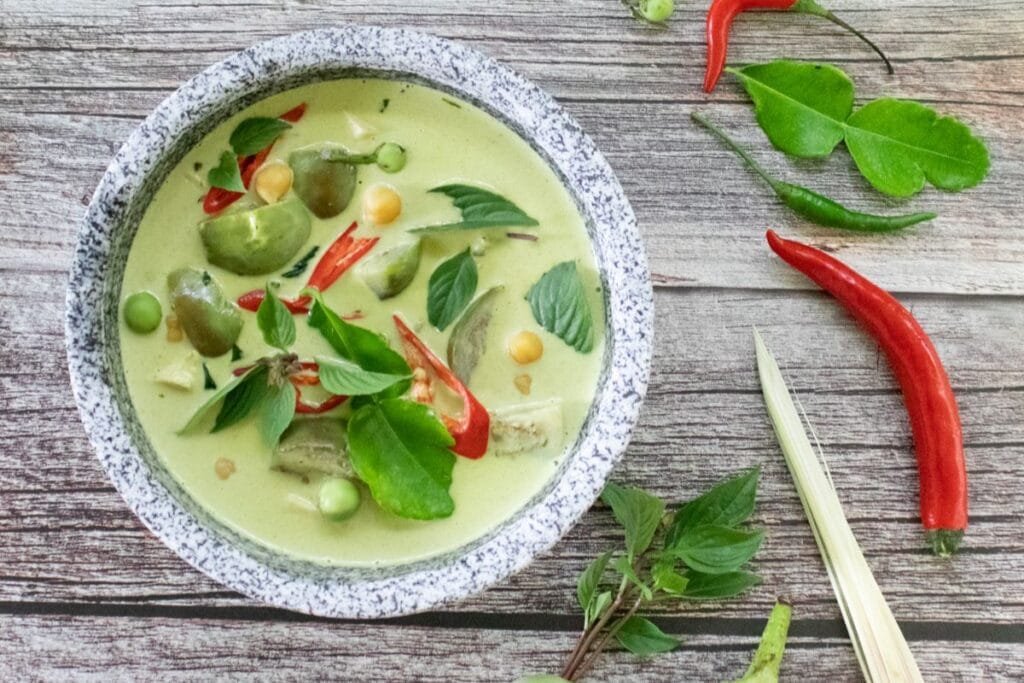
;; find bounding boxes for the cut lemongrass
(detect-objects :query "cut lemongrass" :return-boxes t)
[754,330,923,683]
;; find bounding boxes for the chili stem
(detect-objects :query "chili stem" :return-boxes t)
[691,112,781,192]
[794,0,894,74]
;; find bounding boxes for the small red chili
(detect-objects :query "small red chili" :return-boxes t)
[703,0,893,93]
[766,230,967,555]
[202,102,307,214]
[236,222,379,314]
[393,315,490,459]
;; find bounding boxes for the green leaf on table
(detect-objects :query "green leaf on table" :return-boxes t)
[615,617,680,657]
[178,365,264,434]
[306,291,411,398]
[526,261,595,353]
[230,116,292,156]
[259,382,296,446]
[257,284,296,351]
[727,61,853,157]
[207,150,245,192]
[411,184,539,233]
[347,398,456,520]
[212,365,271,433]
[844,98,991,197]
[728,60,990,197]
[601,482,665,560]
[315,355,411,396]
[668,526,764,575]
[613,554,653,601]
[680,571,762,600]
[665,467,760,548]
[587,590,613,628]
[427,248,478,331]
[576,550,613,616]
[651,559,689,596]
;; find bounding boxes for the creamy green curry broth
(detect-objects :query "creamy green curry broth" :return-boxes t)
[119,79,605,566]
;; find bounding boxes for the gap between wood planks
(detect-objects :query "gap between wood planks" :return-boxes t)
[2,601,1023,644]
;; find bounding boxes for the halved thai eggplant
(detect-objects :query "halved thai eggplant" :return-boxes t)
[272,418,354,479]
[356,238,422,300]
[447,286,503,384]
[489,398,564,456]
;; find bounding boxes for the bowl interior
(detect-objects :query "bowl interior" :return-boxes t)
[67,26,652,618]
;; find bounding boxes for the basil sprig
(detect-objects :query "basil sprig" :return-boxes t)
[411,184,539,234]
[526,261,595,353]
[427,248,478,331]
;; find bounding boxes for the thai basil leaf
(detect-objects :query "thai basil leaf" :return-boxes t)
[728,60,990,197]
[601,482,665,560]
[615,617,680,657]
[178,365,264,434]
[427,248,478,331]
[679,570,762,600]
[411,184,539,233]
[315,356,411,396]
[259,382,296,446]
[613,554,653,601]
[212,365,271,433]
[230,116,292,156]
[651,559,689,596]
[526,261,595,353]
[207,150,245,192]
[347,398,456,520]
[576,550,613,618]
[306,291,411,398]
[667,526,764,575]
[665,467,760,549]
[587,591,613,628]
[257,284,296,351]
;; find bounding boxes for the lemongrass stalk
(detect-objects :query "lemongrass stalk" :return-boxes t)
[754,330,923,683]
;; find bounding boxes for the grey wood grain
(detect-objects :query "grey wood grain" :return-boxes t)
[1,0,1023,680]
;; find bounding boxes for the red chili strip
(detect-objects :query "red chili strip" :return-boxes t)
[766,230,967,555]
[235,222,378,315]
[202,103,307,215]
[703,0,892,93]
[392,315,490,459]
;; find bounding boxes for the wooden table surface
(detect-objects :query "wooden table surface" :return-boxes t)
[3,1,1023,680]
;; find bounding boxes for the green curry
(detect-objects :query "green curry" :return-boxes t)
[119,79,604,566]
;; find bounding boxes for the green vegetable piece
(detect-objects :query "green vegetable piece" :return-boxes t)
[229,117,291,157]
[315,355,411,397]
[281,246,318,279]
[122,291,162,334]
[733,600,792,683]
[199,199,312,275]
[318,477,362,522]
[526,261,595,353]
[665,465,759,548]
[273,418,353,478]
[489,398,564,456]
[207,150,245,192]
[627,0,674,24]
[576,550,612,622]
[679,571,762,600]
[691,113,937,232]
[844,98,991,197]
[167,268,243,357]
[614,616,679,657]
[178,364,262,434]
[202,363,217,390]
[447,286,503,383]
[601,482,665,561]
[411,184,539,234]
[347,398,456,520]
[256,284,296,351]
[289,147,358,219]
[375,142,407,173]
[728,60,990,197]
[356,239,422,300]
[427,248,478,331]
[259,382,297,447]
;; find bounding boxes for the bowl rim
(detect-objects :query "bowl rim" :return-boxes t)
[65,25,653,618]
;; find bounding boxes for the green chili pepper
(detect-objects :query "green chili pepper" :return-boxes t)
[691,112,936,233]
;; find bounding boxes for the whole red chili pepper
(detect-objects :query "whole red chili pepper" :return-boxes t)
[232,361,347,414]
[202,102,307,214]
[766,230,967,555]
[237,222,379,314]
[704,0,893,93]
[392,315,490,459]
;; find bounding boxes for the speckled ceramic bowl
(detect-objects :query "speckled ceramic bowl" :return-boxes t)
[66,26,652,618]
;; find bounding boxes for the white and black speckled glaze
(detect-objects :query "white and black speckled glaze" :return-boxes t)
[65,26,653,619]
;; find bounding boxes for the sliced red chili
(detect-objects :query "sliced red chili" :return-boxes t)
[201,103,307,215]
[392,315,490,459]
[236,289,312,314]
